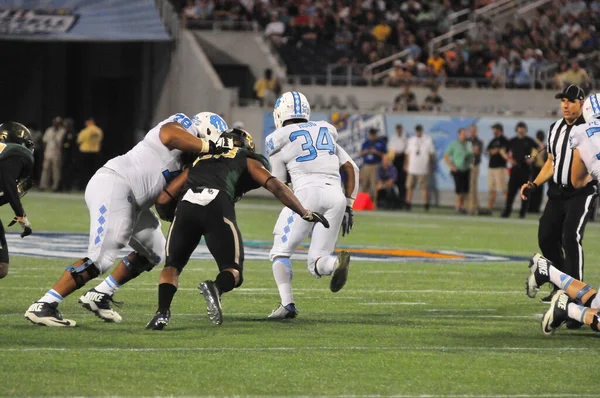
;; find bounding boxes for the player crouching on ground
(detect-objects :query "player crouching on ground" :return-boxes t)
[146,127,329,330]
[0,122,35,279]
[525,93,600,335]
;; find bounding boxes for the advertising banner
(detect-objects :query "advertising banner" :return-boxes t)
[263,112,555,191]
[0,0,171,41]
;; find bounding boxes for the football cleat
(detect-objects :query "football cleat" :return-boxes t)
[198,280,223,325]
[526,253,551,298]
[146,310,171,330]
[541,290,570,335]
[330,250,351,293]
[267,303,298,320]
[78,288,123,323]
[24,301,77,327]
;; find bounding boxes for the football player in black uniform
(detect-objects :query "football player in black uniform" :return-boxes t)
[146,128,329,329]
[0,122,35,279]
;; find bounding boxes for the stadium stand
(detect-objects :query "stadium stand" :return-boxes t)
[178,0,600,91]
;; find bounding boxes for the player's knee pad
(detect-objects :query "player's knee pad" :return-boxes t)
[123,252,155,279]
[273,258,293,277]
[66,257,100,289]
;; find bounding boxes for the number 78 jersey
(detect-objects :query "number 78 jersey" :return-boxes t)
[265,120,342,190]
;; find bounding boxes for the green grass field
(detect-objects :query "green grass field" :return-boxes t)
[1,192,600,397]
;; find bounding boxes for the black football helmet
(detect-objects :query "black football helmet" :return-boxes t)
[220,128,255,152]
[0,122,34,153]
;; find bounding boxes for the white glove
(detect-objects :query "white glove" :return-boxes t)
[8,215,32,238]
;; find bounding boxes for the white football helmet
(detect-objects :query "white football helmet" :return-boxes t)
[191,112,228,142]
[582,93,600,122]
[273,91,310,129]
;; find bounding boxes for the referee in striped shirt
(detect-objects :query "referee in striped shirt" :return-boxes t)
[521,85,597,308]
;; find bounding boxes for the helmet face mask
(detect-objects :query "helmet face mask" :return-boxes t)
[191,112,228,143]
[221,128,255,152]
[583,94,600,122]
[0,121,34,153]
[273,91,311,129]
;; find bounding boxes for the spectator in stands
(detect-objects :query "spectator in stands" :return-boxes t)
[372,19,391,42]
[376,154,399,209]
[60,118,78,192]
[444,128,473,214]
[254,68,280,107]
[360,128,387,204]
[387,61,412,87]
[421,86,443,111]
[562,60,591,90]
[393,84,418,112]
[427,50,445,76]
[265,12,285,46]
[77,118,103,189]
[483,123,509,215]
[183,0,200,25]
[467,124,483,215]
[507,59,532,89]
[388,124,407,208]
[405,35,421,60]
[40,116,65,192]
[405,125,435,211]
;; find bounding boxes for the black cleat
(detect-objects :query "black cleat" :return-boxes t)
[198,280,223,325]
[146,310,170,330]
[24,301,77,327]
[541,290,570,335]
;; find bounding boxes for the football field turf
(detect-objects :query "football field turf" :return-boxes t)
[1,192,600,397]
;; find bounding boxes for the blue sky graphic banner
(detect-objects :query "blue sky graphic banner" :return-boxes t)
[0,0,171,41]
[264,112,555,192]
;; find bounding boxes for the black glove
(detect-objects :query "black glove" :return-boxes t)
[341,206,354,237]
[208,136,234,155]
[8,215,32,238]
[523,182,537,200]
[302,210,330,228]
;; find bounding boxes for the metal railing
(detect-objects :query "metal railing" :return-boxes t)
[363,49,411,82]
[184,19,259,31]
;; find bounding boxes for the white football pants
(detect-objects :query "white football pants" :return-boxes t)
[269,184,346,276]
[84,167,165,274]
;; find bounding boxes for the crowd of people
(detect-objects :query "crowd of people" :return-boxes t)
[358,120,547,217]
[27,117,103,193]
[176,0,600,90]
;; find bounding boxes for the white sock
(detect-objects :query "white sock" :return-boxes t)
[38,289,64,305]
[272,258,294,306]
[567,302,587,323]
[315,255,337,276]
[95,275,121,295]
[548,265,573,290]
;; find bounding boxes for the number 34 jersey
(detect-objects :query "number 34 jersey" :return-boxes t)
[104,113,199,209]
[265,120,341,191]
[569,119,600,181]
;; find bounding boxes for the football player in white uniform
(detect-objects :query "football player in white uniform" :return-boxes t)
[526,93,600,335]
[25,112,230,327]
[265,91,359,319]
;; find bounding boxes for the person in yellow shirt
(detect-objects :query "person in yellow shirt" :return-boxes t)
[77,118,103,189]
[254,68,280,107]
[427,51,445,74]
[371,22,391,42]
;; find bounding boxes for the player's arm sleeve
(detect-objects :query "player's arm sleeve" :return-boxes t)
[268,151,288,181]
[337,144,359,206]
[0,157,26,217]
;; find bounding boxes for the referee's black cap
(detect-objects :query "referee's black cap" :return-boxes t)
[555,85,585,101]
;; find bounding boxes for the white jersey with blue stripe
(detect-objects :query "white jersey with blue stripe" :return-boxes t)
[569,119,600,181]
[266,120,342,191]
[104,113,200,209]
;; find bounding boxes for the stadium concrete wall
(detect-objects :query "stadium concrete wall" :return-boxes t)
[153,30,234,125]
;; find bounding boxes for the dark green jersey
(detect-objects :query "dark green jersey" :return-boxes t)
[0,143,34,215]
[186,147,271,202]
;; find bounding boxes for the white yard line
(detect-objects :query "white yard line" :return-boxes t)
[0,346,598,353]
